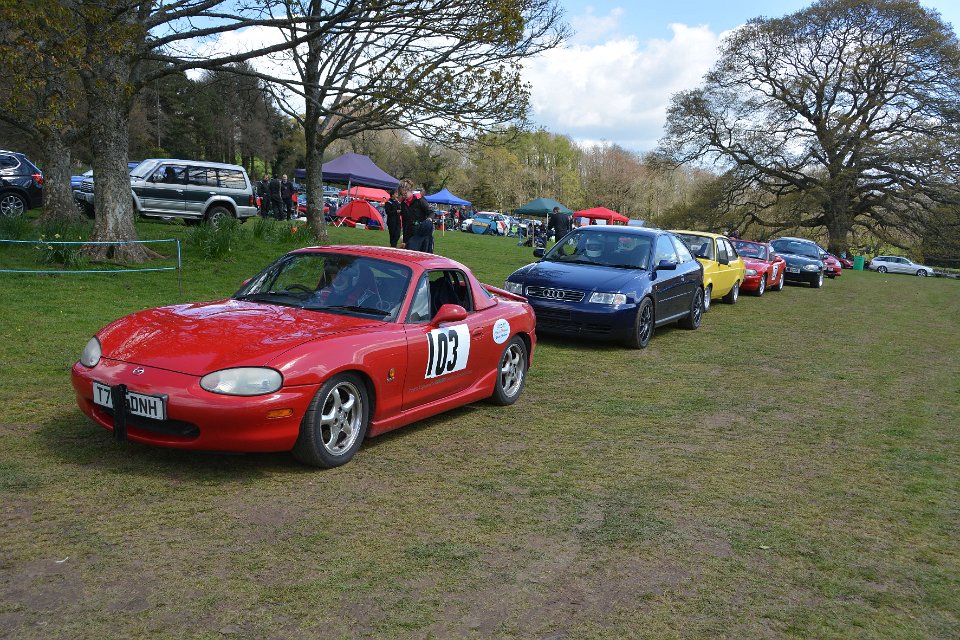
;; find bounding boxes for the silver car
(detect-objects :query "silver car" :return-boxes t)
[869,255,934,277]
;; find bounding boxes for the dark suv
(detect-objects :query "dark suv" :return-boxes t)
[0,150,43,216]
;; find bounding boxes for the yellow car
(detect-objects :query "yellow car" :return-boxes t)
[672,231,746,311]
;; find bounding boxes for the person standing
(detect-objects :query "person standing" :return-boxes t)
[280,174,295,220]
[268,174,283,220]
[384,190,402,248]
[257,175,271,217]
[547,206,571,242]
[399,179,434,253]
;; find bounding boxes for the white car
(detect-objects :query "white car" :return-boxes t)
[869,255,934,277]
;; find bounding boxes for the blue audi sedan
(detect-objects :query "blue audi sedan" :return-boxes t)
[504,226,704,348]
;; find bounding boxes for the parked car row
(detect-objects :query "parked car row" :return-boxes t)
[503,228,848,351]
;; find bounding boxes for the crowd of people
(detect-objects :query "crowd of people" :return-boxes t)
[254,173,298,220]
[251,175,590,257]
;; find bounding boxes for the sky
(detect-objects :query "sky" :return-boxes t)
[527,0,960,152]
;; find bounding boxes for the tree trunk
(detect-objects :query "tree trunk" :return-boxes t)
[83,57,153,263]
[303,100,329,243]
[38,134,84,225]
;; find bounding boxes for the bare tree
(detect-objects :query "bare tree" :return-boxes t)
[264,0,567,239]
[659,0,960,254]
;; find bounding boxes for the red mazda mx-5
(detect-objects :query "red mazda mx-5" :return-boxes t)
[72,246,536,468]
[731,239,786,296]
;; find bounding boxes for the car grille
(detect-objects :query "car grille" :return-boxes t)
[525,286,585,302]
[80,182,94,193]
[535,308,612,335]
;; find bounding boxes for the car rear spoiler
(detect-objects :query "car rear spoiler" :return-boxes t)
[483,284,527,302]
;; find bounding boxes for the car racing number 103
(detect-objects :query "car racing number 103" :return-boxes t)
[425,324,471,379]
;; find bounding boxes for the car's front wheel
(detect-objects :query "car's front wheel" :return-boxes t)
[489,336,528,405]
[679,288,703,330]
[0,192,26,217]
[723,281,740,304]
[917,269,927,277]
[624,297,654,349]
[811,271,824,288]
[755,275,766,296]
[293,373,370,468]
[702,285,712,312]
[877,266,887,273]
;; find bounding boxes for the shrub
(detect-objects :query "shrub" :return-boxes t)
[186,217,242,260]
[0,214,34,240]
[34,219,91,268]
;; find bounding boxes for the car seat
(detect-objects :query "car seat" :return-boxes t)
[429,276,459,317]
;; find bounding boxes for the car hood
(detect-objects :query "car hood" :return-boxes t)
[742,257,770,270]
[777,252,821,267]
[96,299,384,375]
[509,260,649,293]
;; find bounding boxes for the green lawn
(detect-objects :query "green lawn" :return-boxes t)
[1,218,957,638]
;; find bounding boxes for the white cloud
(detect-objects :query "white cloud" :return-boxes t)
[570,7,624,43]
[524,23,725,152]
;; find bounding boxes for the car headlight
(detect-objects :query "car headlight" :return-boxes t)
[802,264,819,271]
[80,337,101,368]
[589,292,627,305]
[745,268,757,276]
[504,281,524,295]
[200,368,283,396]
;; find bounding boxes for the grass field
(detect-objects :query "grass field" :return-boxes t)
[1,218,958,639]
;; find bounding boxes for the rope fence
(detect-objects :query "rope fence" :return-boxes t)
[0,238,182,293]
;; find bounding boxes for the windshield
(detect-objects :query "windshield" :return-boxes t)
[771,240,819,259]
[234,253,412,321]
[474,213,495,221]
[674,233,714,261]
[541,230,652,269]
[732,240,767,260]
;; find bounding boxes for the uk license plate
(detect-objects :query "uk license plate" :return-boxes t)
[92,381,167,421]
[786,267,800,273]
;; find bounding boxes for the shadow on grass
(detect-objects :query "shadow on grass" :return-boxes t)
[34,402,488,480]
[34,410,311,481]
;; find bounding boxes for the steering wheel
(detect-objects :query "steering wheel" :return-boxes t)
[282,284,313,295]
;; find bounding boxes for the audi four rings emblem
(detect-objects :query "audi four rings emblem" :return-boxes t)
[132,367,145,375]
[543,289,564,299]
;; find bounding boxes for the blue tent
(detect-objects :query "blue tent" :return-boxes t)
[424,188,471,206]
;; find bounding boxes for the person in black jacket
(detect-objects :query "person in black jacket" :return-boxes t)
[384,190,402,248]
[280,174,295,220]
[268,175,283,220]
[547,206,571,242]
[257,175,270,217]
[398,179,434,253]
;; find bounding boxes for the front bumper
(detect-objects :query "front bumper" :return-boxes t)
[72,359,316,452]
[527,299,637,342]
[783,268,821,284]
[741,273,763,291]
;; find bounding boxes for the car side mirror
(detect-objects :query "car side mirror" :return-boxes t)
[533,248,545,258]
[655,260,677,271]
[431,304,468,325]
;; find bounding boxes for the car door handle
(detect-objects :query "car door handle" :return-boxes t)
[471,329,484,339]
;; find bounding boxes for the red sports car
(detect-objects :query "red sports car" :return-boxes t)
[822,253,843,278]
[731,239,786,295]
[72,246,536,468]
[836,255,854,269]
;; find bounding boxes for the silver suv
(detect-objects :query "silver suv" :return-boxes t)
[78,158,258,224]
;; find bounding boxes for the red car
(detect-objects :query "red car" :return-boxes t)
[72,246,536,468]
[731,239,786,295]
[836,255,854,269]
[822,253,843,278]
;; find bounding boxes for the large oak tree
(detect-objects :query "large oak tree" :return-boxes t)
[660,0,960,254]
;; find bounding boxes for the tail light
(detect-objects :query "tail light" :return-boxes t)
[249,194,256,206]
[32,172,43,186]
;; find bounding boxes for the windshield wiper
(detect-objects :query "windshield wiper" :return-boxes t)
[309,304,388,316]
